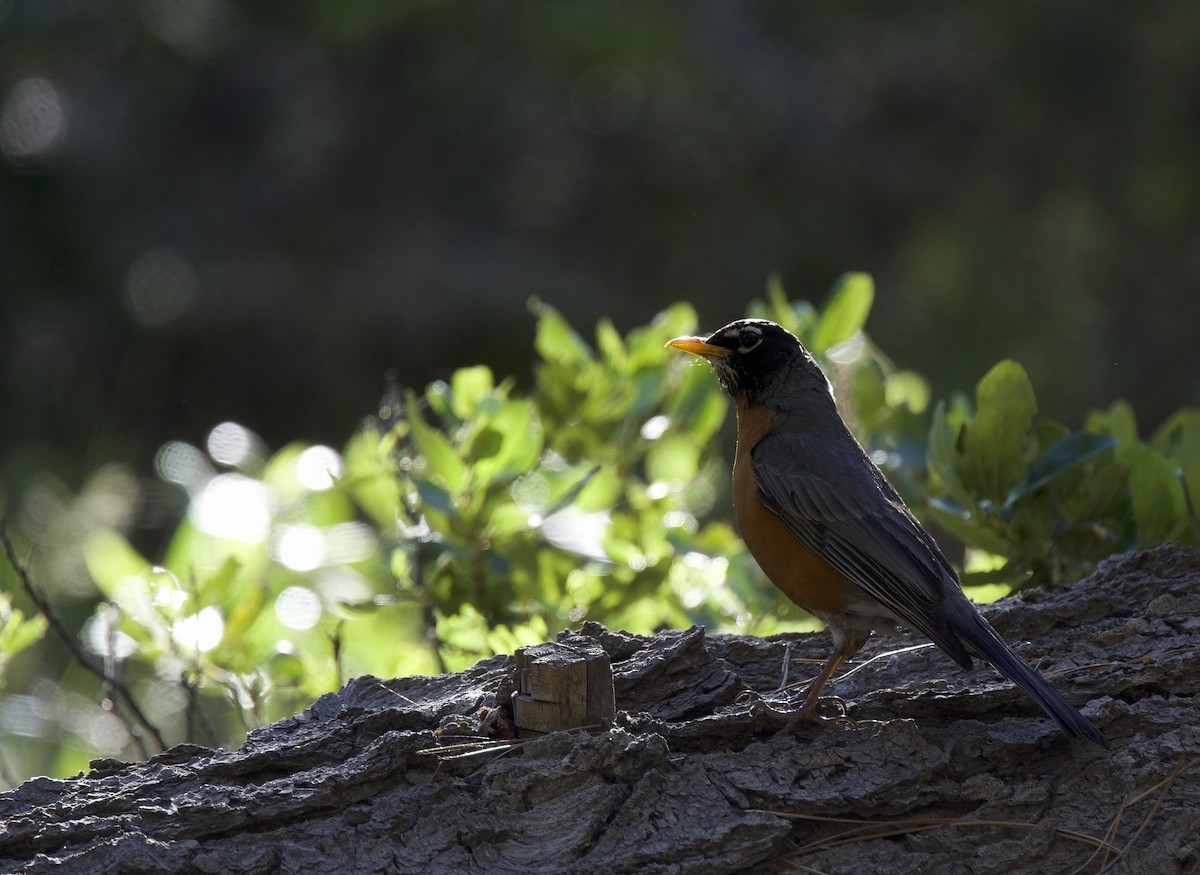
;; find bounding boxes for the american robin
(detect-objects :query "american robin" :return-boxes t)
[668,319,1108,746]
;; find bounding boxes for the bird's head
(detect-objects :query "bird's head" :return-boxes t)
[667,319,829,406]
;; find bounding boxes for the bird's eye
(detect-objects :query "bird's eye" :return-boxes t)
[737,326,763,353]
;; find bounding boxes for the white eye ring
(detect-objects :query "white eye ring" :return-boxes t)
[737,327,763,353]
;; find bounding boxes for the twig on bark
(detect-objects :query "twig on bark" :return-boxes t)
[1088,758,1193,875]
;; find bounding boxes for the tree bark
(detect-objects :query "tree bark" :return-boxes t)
[1,544,1198,874]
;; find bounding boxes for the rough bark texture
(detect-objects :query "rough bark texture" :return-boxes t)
[2,544,1198,874]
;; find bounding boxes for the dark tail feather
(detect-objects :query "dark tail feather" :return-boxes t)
[955,610,1109,748]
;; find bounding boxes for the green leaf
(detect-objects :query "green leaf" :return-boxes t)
[425,380,453,419]
[960,360,1038,503]
[926,400,972,509]
[1086,400,1140,458]
[596,319,627,370]
[341,426,405,529]
[849,364,886,436]
[195,556,243,610]
[664,364,728,443]
[1151,408,1200,519]
[1008,432,1116,506]
[487,616,549,655]
[885,370,930,414]
[647,435,702,485]
[627,302,697,368]
[764,272,788,315]
[222,574,266,643]
[926,497,1013,555]
[84,530,152,599]
[531,298,595,366]
[1007,490,1056,544]
[1055,457,1129,526]
[450,366,495,420]
[0,600,48,659]
[812,272,875,353]
[543,465,603,516]
[412,478,457,520]
[468,400,543,486]
[435,604,491,662]
[270,651,305,686]
[750,274,818,338]
[1128,449,1187,545]
[483,502,532,538]
[405,391,466,492]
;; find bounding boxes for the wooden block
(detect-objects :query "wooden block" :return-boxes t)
[584,647,616,724]
[511,640,615,736]
[511,694,587,735]
[527,645,588,703]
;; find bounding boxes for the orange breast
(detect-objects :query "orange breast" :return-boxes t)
[732,399,854,616]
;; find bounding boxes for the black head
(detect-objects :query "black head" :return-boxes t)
[667,319,825,403]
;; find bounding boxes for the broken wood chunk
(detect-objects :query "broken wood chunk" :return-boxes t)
[512,640,616,736]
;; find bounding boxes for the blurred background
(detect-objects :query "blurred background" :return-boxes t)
[5,1,1200,511]
[7,3,1200,504]
[2,1,1200,779]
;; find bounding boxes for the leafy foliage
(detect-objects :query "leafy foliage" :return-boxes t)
[926,366,1200,588]
[0,594,47,686]
[1,275,1198,781]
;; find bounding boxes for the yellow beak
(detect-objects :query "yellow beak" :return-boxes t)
[666,336,730,359]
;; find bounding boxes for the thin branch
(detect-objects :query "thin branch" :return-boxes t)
[0,518,167,753]
[180,667,220,747]
[100,604,148,759]
[331,621,344,689]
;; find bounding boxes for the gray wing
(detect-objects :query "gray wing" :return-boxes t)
[752,429,972,666]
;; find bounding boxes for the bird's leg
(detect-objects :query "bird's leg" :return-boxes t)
[796,650,851,724]
[777,644,859,734]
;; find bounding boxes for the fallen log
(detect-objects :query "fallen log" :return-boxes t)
[1,544,1198,874]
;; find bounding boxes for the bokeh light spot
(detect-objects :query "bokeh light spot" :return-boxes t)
[662,510,688,529]
[275,524,326,572]
[275,586,322,630]
[82,612,139,660]
[124,247,200,327]
[190,474,274,543]
[156,441,213,492]
[76,708,129,755]
[147,565,187,612]
[0,694,50,738]
[645,481,670,500]
[315,567,372,607]
[511,471,551,511]
[207,421,260,468]
[541,507,610,561]
[0,77,68,165]
[172,606,224,653]
[322,522,374,565]
[296,445,342,491]
[640,415,670,440]
[140,0,237,61]
[206,420,260,468]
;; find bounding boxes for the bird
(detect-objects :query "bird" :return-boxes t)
[667,318,1108,746]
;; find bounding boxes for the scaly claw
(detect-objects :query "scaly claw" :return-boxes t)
[776,695,857,735]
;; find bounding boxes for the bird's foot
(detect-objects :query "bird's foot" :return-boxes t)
[776,696,857,735]
[737,689,857,734]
